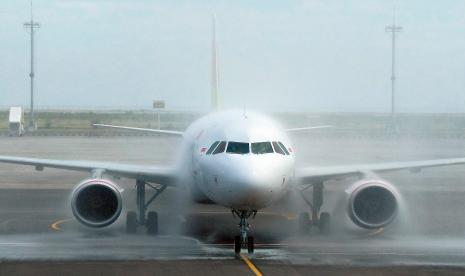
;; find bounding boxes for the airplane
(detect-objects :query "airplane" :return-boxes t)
[2,17,465,254]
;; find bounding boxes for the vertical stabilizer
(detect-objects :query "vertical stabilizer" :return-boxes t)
[211,14,220,110]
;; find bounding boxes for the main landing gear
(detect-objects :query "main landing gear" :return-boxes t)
[232,210,256,254]
[126,179,167,235]
[298,182,331,235]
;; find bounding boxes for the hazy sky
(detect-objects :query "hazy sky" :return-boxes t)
[1,0,465,112]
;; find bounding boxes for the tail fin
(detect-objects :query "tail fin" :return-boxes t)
[211,14,220,111]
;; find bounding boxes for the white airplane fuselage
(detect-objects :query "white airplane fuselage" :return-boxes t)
[175,110,295,211]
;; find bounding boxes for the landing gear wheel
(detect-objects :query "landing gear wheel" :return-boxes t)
[126,211,137,234]
[318,212,331,234]
[234,235,242,254]
[298,212,310,235]
[247,236,254,254]
[146,211,158,235]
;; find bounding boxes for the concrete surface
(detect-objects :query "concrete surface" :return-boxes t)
[1,136,465,274]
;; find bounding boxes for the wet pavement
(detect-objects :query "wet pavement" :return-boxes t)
[1,136,465,274]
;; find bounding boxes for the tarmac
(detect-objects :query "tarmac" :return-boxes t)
[1,135,465,275]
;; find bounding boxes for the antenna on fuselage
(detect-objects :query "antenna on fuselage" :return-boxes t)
[211,14,220,111]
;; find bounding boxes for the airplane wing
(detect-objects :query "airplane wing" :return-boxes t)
[286,125,332,132]
[296,157,465,184]
[0,155,176,185]
[93,123,184,136]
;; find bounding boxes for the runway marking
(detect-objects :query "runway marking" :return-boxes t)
[240,254,263,276]
[50,218,71,231]
[207,243,288,247]
[283,213,296,220]
[367,227,384,236]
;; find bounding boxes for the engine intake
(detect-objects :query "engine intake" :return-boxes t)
[71,178,122,228]
[347,179,399,229]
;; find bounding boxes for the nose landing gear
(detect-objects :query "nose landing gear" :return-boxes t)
[232,210,256,254]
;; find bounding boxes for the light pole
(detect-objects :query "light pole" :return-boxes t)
[385,24,402,116]
[24,2,40,131]
[385,8,402,133]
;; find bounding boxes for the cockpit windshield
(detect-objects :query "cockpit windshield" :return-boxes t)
[272,141,285,155]
[251,142,274,154]
[226,142,250,154]
[212,141,227,154]
[207,141,289,155]
[277,141,290,155]
[206,141,220,155]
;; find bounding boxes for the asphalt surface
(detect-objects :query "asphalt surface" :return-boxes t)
[2,136,465,275]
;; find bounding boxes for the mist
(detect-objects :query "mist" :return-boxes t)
[2,1,465,274]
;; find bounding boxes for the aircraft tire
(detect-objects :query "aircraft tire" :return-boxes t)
[298,212,310,235]
[126,211,137,234]
[234,235,241,254]
[247,236,254,254]
[146,211,158,235]
[318,212,331,234]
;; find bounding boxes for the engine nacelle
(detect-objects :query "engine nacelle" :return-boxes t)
[71,178,123,228]
[347,179,399,229]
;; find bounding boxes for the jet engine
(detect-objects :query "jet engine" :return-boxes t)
[71,178,123,228]
[347,179,399,229]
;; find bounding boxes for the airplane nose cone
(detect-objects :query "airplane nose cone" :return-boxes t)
[235,169,278,192]
[224,159,290,209]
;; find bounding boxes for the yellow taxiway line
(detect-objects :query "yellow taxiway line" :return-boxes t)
[240,254,263,276]
[367,227,384,236]
[50,218,71,231]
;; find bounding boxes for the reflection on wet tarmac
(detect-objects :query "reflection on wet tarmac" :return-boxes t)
[1,137,465,267]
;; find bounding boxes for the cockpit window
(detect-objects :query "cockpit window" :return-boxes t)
[226,142,250,154]
[272,141,285,155]
[251,142,274,154]
[206,141,220,155]
[212,141,227,154]
[278,141,290,155]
